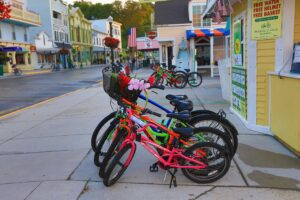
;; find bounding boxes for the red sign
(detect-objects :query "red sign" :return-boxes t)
[148,31,157,40]
[30,45,36,52]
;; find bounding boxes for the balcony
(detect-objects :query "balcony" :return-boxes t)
[53,18,63,26]
[8,6,41,27]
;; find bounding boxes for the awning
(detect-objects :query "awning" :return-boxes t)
[93,47,110,52]
[36,48,60,54]
[55,42,72,49]
[186,28,230,40]
[0,46,22,52]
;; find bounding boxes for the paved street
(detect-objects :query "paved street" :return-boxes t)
[0,69,299,200]
[0,66,103,116]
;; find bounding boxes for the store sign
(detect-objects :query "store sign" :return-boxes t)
[233,20,242,67]
[251,0,282,40]
[144,38,153,49]
[232,19,247,119]
[148,31,157,40]
[30,45,36,52]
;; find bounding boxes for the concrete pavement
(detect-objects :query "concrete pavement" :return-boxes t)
[0,69,299,200]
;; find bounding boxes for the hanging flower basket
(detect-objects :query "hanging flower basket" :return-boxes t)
[104,37,120,49]
[0,0,11,20]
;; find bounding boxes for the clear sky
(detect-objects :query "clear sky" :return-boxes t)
[64,0,127,4]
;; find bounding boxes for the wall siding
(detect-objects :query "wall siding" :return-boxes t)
[295,0,300,42]
[256,39,275,125]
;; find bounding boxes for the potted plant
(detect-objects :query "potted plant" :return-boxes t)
[104,37,120,49]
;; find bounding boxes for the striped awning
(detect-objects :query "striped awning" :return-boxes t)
[186,28,230,40]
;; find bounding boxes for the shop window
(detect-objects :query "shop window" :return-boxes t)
[16,53,25,65]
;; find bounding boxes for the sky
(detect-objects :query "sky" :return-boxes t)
[65,0,128,4]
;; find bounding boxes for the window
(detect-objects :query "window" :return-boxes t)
[192,5,211,27]
[60,32,64,41]
[53,11,61,19]
[63,15,68,26]
[54,31,59,41]
[65,33,69,43]
[16,53,25,64]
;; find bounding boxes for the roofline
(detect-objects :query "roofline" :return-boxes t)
[156,23,192,27]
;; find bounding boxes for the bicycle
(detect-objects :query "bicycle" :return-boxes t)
[11,64,22,76]
[184,68,203,87]
[102,103,231,187]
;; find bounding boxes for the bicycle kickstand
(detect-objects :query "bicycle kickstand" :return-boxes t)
[167,168,178,188]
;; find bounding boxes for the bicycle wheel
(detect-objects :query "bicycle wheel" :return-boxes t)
[187,72,202,87]
[174,73,187,88]
[189,114,238,156]
[181,142,231,184]
[98,128,129,178]
[103,143,136,187]
[93,118,119,167]
[91,111,117,152]
[188,127,234,158]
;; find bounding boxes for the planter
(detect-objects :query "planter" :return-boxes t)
[104,37,120,49]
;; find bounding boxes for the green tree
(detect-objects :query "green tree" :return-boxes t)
[72,0,153,49]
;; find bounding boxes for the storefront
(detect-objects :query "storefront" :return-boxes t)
[186,27,230,76]
[203,0,300,155]
[0,44,33,73]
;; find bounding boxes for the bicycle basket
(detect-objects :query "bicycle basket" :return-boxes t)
[102,67,119,100]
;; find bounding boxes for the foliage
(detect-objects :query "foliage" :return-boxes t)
[73,0,154,49]
[0,0,11,20]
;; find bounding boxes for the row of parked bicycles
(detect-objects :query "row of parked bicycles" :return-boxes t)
[151,64,203,88]
[91,63,238,187]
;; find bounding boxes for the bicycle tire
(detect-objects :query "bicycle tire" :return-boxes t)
[93,118,119,167]
[174,73,187,88]
[98,128,129,178]
[187,72,203,87]
[191,127,234,158]
[181,142,231,184]
[189,114,238,156]
[91,111,117,152]
[191,110,217,117]
[103,143,136,187]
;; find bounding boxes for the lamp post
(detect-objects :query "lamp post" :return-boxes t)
[107,16,114,65]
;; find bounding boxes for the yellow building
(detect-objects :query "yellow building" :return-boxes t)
[0,0,40,73]
[204,0,300,155]
[69,7,92,67]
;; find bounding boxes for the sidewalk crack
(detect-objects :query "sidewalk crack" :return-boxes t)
[233,158,249,186]
[76,179,90,200]
[191,186,216,200]
[23,182,42,200]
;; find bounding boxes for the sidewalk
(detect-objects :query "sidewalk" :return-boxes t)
[0,70,299,200]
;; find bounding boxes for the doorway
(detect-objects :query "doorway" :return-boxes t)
[195,37,210,67]
[167,46,173,68]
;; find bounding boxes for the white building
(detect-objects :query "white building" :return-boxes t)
[0,0,40,73]
[92,25,109,64]
[27,0,71,69]
[91,19,122,60]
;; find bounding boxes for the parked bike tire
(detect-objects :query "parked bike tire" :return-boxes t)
[181,142,231,184]
[174,73,187,88]
[187,72,203,87]
[103,143,136,187]
[189,114,238,156]
[98,128,129,178]
[91,111,117,152]
[191,127,234,158]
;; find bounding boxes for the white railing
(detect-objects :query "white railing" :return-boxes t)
[10,7,41,26]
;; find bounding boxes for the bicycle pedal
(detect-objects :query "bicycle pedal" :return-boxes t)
[149,164,159,172]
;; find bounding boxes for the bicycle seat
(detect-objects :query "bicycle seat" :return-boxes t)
[170,99,193,112]
[172,127,193,138]
[184,69,190,73]
[167,111,191,122]
[166,94,188,101]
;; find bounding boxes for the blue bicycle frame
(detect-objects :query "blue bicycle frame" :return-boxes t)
[138,94,174,127]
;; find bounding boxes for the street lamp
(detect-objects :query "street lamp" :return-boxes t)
[107,16,114,65]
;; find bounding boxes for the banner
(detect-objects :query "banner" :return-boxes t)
[233,20,242,67]
[232,67,247,119]
[251,0,282,40]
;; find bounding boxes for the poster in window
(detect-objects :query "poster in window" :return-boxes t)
[251,0,282,40]
[233,20,243,67]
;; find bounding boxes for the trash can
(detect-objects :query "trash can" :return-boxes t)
[0,65,3,76]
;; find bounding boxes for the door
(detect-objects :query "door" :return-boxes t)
[167,46,173,68]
